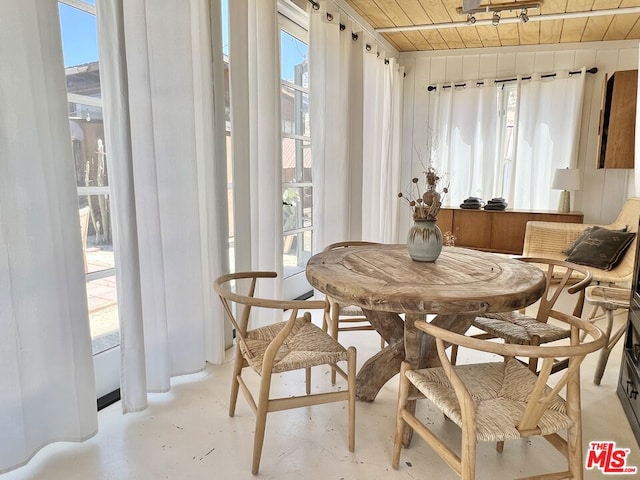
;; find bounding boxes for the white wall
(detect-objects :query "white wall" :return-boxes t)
[399,39,640,228]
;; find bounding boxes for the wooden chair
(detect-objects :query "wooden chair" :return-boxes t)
[214,271,356,475]
[584,285,630,385]
[459,258,592,373]
[392,312,604,480]
[322,241,384,382]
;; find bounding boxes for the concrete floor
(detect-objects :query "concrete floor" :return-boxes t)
[2,308,639,480]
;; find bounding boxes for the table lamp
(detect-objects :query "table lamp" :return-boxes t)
[552,168,580,213]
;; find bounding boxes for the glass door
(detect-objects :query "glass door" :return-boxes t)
[280,11,313,300]
[59,0,120,406]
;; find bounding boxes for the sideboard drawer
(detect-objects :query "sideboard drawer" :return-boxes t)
[619,353,640,425]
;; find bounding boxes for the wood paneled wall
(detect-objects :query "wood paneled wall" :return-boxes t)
[399,40,639,229]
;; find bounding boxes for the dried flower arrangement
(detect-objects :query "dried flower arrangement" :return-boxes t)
[398,165,449,221]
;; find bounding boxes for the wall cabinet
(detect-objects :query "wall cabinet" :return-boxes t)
[597,69,637,169]
[436,208,584,255]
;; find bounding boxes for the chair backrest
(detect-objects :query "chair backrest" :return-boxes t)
[519,257,592,319]
[214,271,328,351]
[608,197,640,232]
[605,197,640,282]
[414,311,604,434]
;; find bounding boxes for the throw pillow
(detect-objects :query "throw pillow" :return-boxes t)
[563,225,630,256]
[565,227,636,271]
[562,226,596,256]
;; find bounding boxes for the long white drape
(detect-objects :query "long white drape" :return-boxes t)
[309,1,364,250]
[228,0,283,321]
[361,56,405,243]
[511,70,586,210]
[431,83,501,207]
[0,0,97,473]
[431,71,585,210]
[97,0,229,412]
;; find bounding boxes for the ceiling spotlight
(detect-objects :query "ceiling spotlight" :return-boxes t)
[466,14,476,25]
[492,11,500,26]
[519,8,529,23]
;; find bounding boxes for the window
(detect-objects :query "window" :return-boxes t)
[59,0,120,403]
[280,10,313,299]
[497,84,517,198]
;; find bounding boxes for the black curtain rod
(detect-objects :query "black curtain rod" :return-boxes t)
[310,1,392,64]
[426,67,598,92]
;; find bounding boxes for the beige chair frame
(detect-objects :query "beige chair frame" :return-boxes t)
[584,285,630,385]
[214,271,356,475]
[460,258,593,373]
[393,313,604,480]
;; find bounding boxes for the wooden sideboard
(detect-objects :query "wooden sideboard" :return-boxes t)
[436,207,584,255]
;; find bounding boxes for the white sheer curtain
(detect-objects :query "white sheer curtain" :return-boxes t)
[431,83,501,207]
[430,71,585,210]
[0,0,97,473]
[511,69,586,210]
[309,1,364,250]
[97,0,229,413]
[361,55,405,243]
[228,0,283,321]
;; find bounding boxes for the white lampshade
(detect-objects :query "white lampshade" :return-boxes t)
[552,168,581,191]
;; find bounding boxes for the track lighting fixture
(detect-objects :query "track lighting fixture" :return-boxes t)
[456,2,540,28]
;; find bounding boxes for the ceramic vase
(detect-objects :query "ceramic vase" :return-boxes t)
[407,219,443,262]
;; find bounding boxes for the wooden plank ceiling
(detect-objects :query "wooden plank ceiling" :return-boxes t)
[342,0,640,51]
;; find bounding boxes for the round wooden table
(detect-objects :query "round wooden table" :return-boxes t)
[306,244,546,402]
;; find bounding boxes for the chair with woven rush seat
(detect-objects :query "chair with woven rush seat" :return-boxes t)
[467,257,592,373]
[322,241,384,383]
[392,312,604,480]
[523,197,640,286]
[214,271,356,475]
[584,285,630,385]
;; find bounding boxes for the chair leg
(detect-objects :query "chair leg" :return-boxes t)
[528,336,541,373]
[229,344,244,417]
[347,346,356,452]
[392,362,411,470]
[252,373,272,475]
[380,334,385,349]
[305,367,311,395]
[331,307,340,385]
[321,304,329,334]
[593,309,625,385]
[566,367,584,480]
[461,424,477,480]
[451,344,459,365]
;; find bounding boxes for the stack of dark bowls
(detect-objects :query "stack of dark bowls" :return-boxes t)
[460,197,484,209]
[484,198,508,211]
